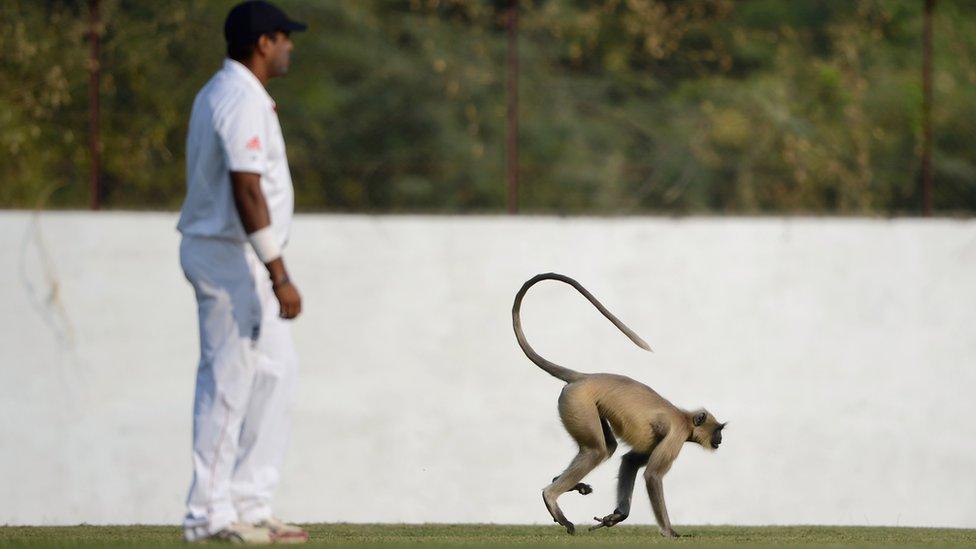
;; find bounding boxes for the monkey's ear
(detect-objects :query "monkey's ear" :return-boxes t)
[693,411,707,427]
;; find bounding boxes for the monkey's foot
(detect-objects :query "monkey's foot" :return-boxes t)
[550,477,592,495]
[588,511,627,531]
[660,528,680,538]
[572,483,592,495]
[541,491,575,536]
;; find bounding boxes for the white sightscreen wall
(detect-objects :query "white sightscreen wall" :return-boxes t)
[1,212,974,527]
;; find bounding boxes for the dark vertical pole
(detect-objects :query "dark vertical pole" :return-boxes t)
[505,0,519,214]
[921,0,934,216]
[88,0,101,210]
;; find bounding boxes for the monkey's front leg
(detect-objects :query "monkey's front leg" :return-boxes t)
[646,472,678,538]
[590,450,648,531]
[644,436,683,538]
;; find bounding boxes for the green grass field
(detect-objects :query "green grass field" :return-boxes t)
[2,524,975,548]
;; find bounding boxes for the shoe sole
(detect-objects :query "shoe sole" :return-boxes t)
[270,531,309,544]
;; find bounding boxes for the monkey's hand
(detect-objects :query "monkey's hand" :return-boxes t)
[660,528,680,538]
[588,511,627,531]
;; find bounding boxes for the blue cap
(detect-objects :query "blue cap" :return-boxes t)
[224,1,307,47]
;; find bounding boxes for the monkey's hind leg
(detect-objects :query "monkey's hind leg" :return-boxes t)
[543,448,605,535]
[542,393,610,535]
[557,419,615,496]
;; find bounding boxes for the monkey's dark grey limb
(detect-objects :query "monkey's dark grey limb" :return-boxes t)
[615,451,648,517]
[590,451,647,532]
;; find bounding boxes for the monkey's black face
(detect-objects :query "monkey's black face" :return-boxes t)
[710,427,723,449]
[710,421,727,449]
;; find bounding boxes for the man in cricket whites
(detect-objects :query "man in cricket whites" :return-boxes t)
[176,1,308,543]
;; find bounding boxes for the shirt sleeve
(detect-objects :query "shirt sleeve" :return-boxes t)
[215,94,269,174]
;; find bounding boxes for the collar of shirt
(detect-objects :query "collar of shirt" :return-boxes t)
[222,58,276,110]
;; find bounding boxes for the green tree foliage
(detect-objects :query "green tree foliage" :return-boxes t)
[1,0,973,214]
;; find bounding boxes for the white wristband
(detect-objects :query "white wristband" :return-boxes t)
[247,226,281,264]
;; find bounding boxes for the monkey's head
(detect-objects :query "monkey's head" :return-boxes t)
[689,409,726,451]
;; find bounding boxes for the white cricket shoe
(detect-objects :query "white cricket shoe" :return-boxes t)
[252,517,309,544]
[184,522,272,544]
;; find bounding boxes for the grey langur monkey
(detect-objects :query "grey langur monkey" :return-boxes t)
[513,273,726,538]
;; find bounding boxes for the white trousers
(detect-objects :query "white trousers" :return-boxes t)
[179,236,298,537]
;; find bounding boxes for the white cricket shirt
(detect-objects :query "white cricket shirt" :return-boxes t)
[177,59,294,247]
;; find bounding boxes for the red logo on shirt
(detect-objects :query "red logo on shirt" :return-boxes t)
[245,136,262,151]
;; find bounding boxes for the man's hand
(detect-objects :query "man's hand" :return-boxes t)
[266,258,300,319]
[273,279,302,319]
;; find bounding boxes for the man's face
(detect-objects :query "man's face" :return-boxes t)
[261,31,293,77]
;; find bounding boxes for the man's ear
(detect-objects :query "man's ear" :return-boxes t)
[256,33,273,56]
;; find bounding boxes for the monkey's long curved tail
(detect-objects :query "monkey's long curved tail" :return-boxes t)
[512,273,653,383]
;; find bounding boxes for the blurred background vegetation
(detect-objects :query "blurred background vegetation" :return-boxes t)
[1,0,974,215]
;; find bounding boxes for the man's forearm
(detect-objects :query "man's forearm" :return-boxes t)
[231,171,289,283]
[264,257,289,286]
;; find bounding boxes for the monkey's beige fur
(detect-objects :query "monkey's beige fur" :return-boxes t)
[513,273,725,538]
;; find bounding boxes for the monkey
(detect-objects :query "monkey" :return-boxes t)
[512,273,725,538]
